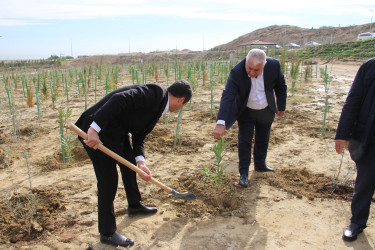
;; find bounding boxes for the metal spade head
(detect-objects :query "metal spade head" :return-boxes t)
[170,189,196,200]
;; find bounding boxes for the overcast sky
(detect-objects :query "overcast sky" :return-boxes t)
[0,0,374,60]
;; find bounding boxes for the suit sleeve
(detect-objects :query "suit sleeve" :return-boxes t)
[335,65,365,140]
[217,72,240,126]
[92,88,145,130]
[273,61,287,111]
[132,134,146,158]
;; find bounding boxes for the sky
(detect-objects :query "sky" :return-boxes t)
[0,0,374,60]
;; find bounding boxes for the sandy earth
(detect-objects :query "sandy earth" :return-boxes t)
[1,60,375,249]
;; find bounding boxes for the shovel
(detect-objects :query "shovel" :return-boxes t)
[67,123,196,200]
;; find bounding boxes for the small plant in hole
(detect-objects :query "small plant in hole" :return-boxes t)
[202,138,229,207]
[58,108,76,163]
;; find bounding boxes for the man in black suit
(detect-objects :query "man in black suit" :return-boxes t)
[335,57,375,242]
[213,49,287,187]
[75,80,192,247]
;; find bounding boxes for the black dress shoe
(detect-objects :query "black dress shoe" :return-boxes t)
[342,223,364,242]
[128,204,157,217]
[239,174,249,187]
[254,163,275,172]
[100,231,134,247]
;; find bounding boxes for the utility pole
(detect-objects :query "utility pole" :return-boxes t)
[283,28,286,47]
[71,39,73,58]
[203,35,205,52]
[370,10,373,32]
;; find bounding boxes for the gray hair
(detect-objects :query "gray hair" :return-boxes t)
[246,49,266,66]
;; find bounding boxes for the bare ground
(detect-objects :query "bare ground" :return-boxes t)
[0,61,374,249]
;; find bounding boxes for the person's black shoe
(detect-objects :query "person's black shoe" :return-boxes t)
[254,163,275,172]
[100,231,134,247]
[128,204,157,217]
[342,223,364,242]
[239,174,249,187]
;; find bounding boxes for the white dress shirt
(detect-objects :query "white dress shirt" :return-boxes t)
[247,71,268,110]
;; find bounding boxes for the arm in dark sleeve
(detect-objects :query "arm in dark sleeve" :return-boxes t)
[217,72,240,125]
[132,133,146,159]
[273,60,287,111]
[92,89,143,130]
[335,65,365,140]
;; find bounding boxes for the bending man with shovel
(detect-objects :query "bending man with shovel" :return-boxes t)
[75,80,192,247]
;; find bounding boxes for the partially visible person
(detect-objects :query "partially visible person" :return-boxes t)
[213,49,287,187]
[75,80,192,247]
[335,57,375,242]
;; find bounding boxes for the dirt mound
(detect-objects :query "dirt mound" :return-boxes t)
[144,173,244,218]
[142,167,358,221]
[146,133,206,155]
[36,142,89,172]
[0,188,67,244]
[267,168,355,201]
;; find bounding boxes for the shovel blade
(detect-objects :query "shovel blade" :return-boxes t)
[170,190,196,200]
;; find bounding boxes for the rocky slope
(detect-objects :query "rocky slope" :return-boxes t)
[212,23,373,50]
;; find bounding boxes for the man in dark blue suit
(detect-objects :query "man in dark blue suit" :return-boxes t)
[335,57,375,242]
[75,80,192,247]
[213,49,287,187]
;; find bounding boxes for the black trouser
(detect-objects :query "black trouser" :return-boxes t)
[82,135,141,236]
[351,143,375,227]
[237,106,275,176]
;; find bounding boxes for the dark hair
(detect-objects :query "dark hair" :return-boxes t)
[167,80,193,104]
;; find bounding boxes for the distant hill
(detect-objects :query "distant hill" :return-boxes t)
[212,23,374,51]
[69,23,374,65]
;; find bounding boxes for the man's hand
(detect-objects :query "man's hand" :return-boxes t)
[137,161,152,181]
[277,111,285,117]
[84,127,102,149]
[335,139,349,154]
[213,124,225,140]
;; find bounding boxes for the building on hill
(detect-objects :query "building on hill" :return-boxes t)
[357,32,375,40]
[305,41,321,47]
[236,40,278,58]
[285,43,301,48]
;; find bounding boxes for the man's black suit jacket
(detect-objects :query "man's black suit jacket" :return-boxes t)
[217,57,287,129]
[75,83,168,158]
[336,57,375,161]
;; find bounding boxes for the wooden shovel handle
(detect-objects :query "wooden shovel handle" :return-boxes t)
[67,123,173,194]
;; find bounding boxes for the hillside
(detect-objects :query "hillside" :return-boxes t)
[63,23,374,66]
[298,38,375,61]
[212,23,374,51]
